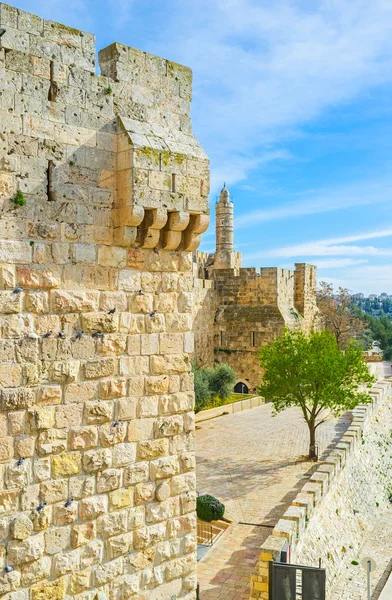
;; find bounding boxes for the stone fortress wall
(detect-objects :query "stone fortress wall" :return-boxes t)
[0,3,209,599]
[250,376,392,599]
[193,183,318,390]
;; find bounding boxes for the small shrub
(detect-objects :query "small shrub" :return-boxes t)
[376,502,380,507]
[105,86,113,95]
[335,508,339,515]
[351,560,359,566]
[12,191,26,207]
[196,494,225,522]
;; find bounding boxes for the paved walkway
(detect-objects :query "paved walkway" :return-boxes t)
[196,403,351,599]
[331,509,392,600]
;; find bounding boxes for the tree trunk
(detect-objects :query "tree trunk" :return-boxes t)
[308,423,318,460]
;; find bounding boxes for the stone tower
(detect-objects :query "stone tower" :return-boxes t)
[214,185,242,270]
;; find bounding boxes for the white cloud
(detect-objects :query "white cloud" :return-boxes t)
[312,258,368,269]
[256,227,392,259]
[141,0,392,190]
[235,180,392,227]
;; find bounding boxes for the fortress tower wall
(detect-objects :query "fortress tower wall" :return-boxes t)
[0,3,209,599]
[205,265,317,390]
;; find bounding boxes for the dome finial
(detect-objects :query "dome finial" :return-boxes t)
[219,183,230,203]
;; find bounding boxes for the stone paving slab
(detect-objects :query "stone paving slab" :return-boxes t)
[196,403,351,599]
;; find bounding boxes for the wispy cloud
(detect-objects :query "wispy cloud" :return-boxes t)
[255,227,392,259]
[236,179,392,227]
[312,258,368,269]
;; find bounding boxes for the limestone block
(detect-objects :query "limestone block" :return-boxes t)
[98,334,127,356]
[123,462,149,486]
[106,532,133,560]
[137,439,169,460]
[96,468,121,493]
[150,354,189,375]
[54,404,82,429]
[65,382,97,404]
[8,533,44,566]
[133,523,166,551]
[127,418,155,442]
[38,385,62,406]
[135,483,155,505]
[71,521,96,548]
[82,448,112,473]
[113,443,136,467]
[79,495,108,520]
[145,376,170,395]
[110,487,133,510]
[137,395,159,418]
[100,292,128,312]
[0,388,35,411]
[6,459,32,487]
[166,313,191,332]
[119,356,149,376]
[69,475,95,500]
[81,312,118,333]
[155,415,183,438]
[33,458,51,482]
[69,426,98,450]
[80,539,104,569]
[145,313,165,333]
[93,557,123,586]
[85,358,115,379]
[97,511,128,539]
[129,293,153,314]
[53,502,78,526]
[24,292,49,314]
[30,576,67,600]
[51,452,82,479]
[70,569,91,594]
[0,291,21,314]
[99,378,126,399]
[116,397,137,421]
[37,429,67,456]
[51,290,100,313]
[40,479,67,504]
[98,246,127,268]
[27,407,55,432]
[118,270,141,292]
[99,422,127,447]
[0,264,15,289]
[50,360,79,383]
[0,364,22,388]
[84,401,113,424]
[16,267,61,289]
[0,490,19,515]
[21,555,51,588]
[11,516,33,541]
[150,456,180,480]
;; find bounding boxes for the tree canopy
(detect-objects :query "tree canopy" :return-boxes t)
[193,363,236,412]
[258,329,375,459]
[317,282,364,349]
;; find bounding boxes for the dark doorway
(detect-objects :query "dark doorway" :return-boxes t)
[234,382,249,394]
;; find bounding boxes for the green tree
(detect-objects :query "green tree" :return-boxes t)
[192,363,236,412]
[258,330,375,460]
[208,364,236,401]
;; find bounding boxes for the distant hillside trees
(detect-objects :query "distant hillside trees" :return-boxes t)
[317,282,364,349]
[258,330,374,460]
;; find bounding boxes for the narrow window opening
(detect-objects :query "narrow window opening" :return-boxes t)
[171,173,176,193]
[200,180,204,196]
[47,160,55,201]
[158,153,162,172]
[251,331,256,347]
[220,331,223,346]
[48,61,58,102]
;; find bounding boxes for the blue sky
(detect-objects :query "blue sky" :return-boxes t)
[16,0,392,294]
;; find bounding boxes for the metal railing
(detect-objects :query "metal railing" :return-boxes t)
[197,520,213,545]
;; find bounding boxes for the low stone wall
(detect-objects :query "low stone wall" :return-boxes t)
[195,396,263,423]
[250,378,392,599]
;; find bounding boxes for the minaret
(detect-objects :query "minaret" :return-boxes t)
[214,184,241,270]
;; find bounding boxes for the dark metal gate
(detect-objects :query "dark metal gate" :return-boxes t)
[269,561,326,600]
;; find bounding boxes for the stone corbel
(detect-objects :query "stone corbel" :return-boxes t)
[181,213,209,251]
[161,211,190,250]
[113,205,145,247]
[137,208,168,249]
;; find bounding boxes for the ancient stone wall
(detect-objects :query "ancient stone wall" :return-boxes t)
[0,3,209,599]
[209,264,318,391]
[250,379,392,599]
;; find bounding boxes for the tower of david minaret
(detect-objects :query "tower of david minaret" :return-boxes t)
[214,185,242,271]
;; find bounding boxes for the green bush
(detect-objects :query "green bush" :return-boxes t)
[193,363,235,412]
[196,494,225,522]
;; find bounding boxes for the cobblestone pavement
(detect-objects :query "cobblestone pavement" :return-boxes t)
[330,509,392,600]
[196,403,351,599]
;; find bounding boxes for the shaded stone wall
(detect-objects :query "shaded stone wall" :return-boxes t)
[204,264,318,391]
[250,379,392,599]
[0,3,209,599]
